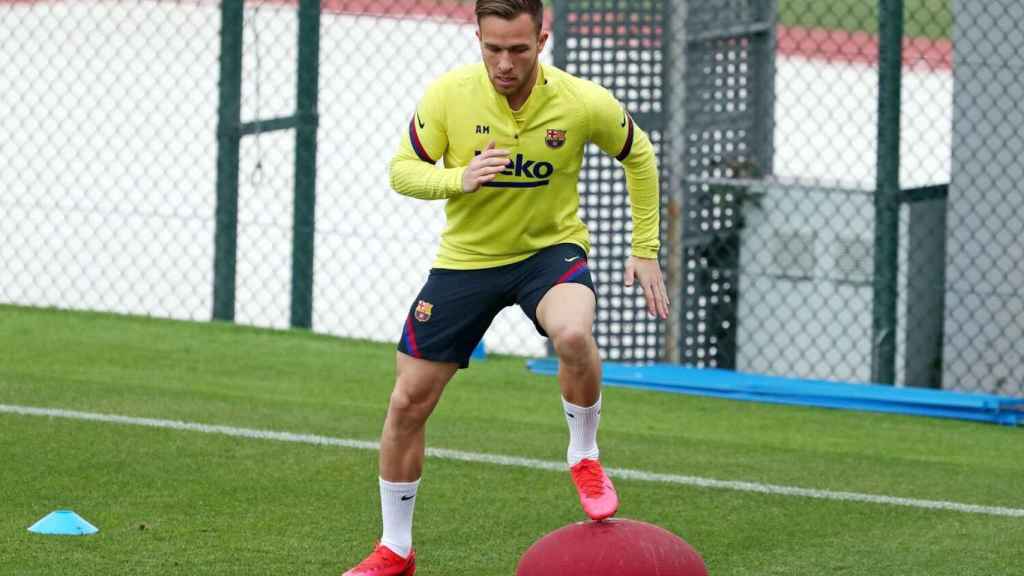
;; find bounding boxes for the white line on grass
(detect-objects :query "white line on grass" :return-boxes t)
[3,403,1022,518]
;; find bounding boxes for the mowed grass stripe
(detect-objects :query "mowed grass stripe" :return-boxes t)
[4,403,1022,519]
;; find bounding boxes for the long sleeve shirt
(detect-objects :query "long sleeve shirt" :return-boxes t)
[390,63,660,269]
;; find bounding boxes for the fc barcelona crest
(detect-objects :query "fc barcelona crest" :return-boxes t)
[545,129,566,149]
[415,300,433,322]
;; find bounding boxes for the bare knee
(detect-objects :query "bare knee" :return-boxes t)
[385,367,450,432]
[387,385,431,428]
[550,325,594,364]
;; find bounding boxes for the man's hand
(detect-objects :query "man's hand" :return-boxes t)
[462,141,510,193]
[624,256,670,319]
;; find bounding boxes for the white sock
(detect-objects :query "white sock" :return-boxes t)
[379,477,419,558]
[563,395,601,466]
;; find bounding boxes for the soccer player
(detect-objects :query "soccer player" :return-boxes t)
[342,0,668,574]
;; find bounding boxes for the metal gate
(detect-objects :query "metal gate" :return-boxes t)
[554,0,776,365]
[674,0,776,368]
[553,0,669,362]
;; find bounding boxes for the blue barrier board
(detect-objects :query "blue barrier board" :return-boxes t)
[527,359,1024,426]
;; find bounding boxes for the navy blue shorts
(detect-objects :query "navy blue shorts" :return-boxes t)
[397,243,595,368]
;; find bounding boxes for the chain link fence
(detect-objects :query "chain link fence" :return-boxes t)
[715,0,1022,396]
[2,0,1020,396]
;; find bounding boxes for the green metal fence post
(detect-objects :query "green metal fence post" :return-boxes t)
[663,0,684,364]
[290,0,321,329]
[871,0,903,384]
[213,0,245,322]
[551,0,567,70]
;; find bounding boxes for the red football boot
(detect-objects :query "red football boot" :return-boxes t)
[570,458,619,521]
[342,542,415,576]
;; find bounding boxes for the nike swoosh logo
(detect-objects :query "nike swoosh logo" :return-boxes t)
[416,114,425,130]
[401,495,415,501]
[564,256,581,262]
[621,114,627,128]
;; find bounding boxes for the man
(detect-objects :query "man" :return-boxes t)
[343,1,668,574]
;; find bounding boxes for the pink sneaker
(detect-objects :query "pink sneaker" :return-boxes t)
[570,458,619,521]
[342,542,415,576]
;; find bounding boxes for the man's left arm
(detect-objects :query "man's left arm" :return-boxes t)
[589,87,670,319]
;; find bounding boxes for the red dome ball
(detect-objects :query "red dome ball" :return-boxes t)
[516,519,707,576]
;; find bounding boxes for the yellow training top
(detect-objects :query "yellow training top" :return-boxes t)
[389,63,660,270]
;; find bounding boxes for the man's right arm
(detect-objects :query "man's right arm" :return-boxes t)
[389,137,467,201]
[388,80,466,200]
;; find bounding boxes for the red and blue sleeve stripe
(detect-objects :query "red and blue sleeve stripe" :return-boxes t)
[616,114,635,161]
[409,117,436,164]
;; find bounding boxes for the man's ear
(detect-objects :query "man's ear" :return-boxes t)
[538,30,550,52]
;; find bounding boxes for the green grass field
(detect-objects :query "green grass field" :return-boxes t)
[2,305,1021,575]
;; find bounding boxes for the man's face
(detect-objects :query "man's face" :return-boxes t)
[477,13,548,99]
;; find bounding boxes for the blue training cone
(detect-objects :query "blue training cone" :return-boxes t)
[471,340,487,360]
[28,510,99,535]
